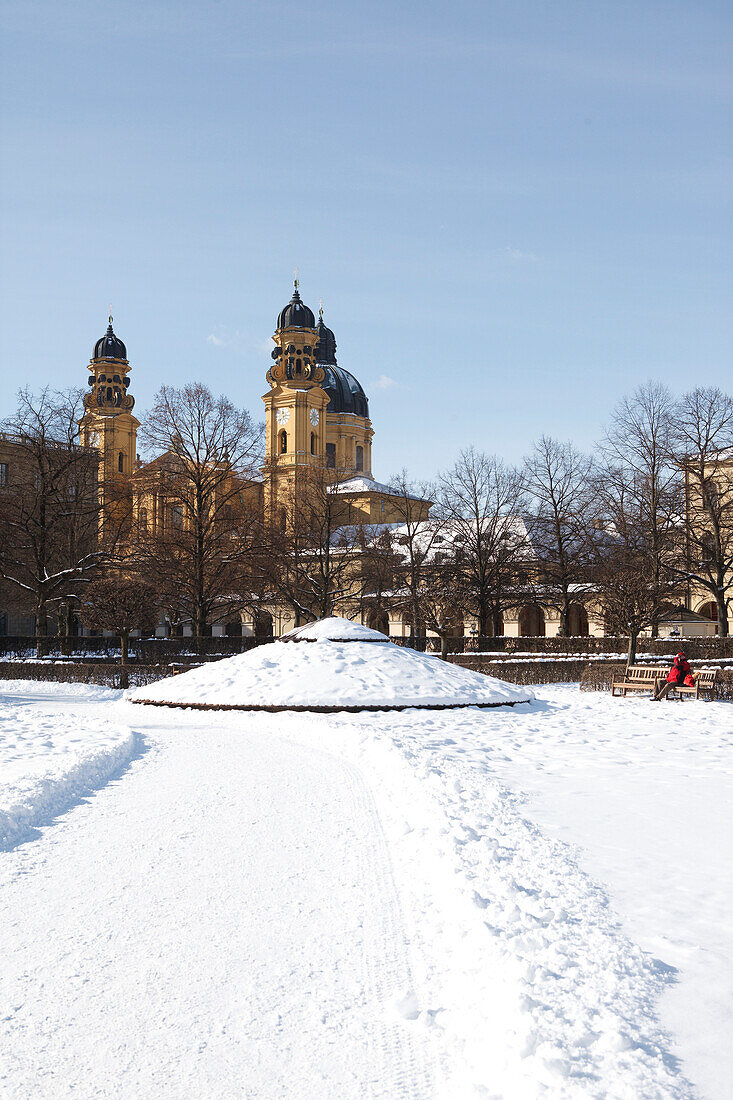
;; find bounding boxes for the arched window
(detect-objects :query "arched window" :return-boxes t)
[279,430,287,454]
[171,505,183,530]
[139,507,148,531]
[310,432,316,455]
[106,387,113,402]
[295,359,302,375]
[118,451,125,473]
[356,445,364,472]
[279,507,287,532]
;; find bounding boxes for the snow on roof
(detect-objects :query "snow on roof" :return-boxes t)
[332,475,397,495]
[132,617,533,711]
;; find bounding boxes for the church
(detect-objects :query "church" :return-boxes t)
[69,281,423,639]
[78,281,414,535]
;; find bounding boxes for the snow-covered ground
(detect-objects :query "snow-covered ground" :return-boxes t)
[0,680,731,1098]
[0,682,137,851]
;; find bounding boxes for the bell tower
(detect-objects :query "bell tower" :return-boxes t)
[79,315,139,529]
[263,281,330,518]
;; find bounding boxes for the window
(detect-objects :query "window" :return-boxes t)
[171,505,183,530]
[311,432,316,455]
[139,508,148,531]
[280,430,288,454]
[118,451,125,473]
[356,445,364,472]
[0,462,7,487]
[326,443,336,469]
[106,387,113,401]
[295,359,302,375]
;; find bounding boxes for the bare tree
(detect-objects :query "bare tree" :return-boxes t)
[602,382,682,636]
[137,384,263,648]
[263,464,377,623]
[81,576,159,687]
[387,471,442,647]
[438,448,527,638]
[673,387,733,636]
[588,463,679,664]
[0,388,112,655]
[523,436,594,635]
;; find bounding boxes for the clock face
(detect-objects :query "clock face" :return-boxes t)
[276,408,290,427]
[309,408,320,427]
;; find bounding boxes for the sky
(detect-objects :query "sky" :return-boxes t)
[0,0,731,481]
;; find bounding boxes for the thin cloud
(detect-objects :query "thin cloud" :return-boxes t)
[376,375,397,389]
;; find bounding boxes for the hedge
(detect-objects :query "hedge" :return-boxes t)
[0,662,173,689]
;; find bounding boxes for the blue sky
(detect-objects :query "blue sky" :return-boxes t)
[1,0,730,480]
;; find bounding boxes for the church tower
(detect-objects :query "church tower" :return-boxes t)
[79,316,139,529]
[263,282,331,518]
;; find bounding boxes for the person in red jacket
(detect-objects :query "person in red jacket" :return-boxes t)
[655,651,694,699]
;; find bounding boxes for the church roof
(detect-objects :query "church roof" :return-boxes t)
[277,285,315,330]
[93,317,127,361]
[320,363,369,418]
[313,308,369,417]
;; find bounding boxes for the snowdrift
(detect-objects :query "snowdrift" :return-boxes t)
[132,617,533,711]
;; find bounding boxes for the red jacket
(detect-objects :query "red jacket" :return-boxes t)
[667,655,692,684]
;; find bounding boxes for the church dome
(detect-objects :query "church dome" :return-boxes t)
[277,286,315,330]
[93,318,127,361]
[321,363,369,418]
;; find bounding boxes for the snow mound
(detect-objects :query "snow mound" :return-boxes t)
[280,616,390,643]
[132,618,533,711]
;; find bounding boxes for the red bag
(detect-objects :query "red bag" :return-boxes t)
[683,673,695,688]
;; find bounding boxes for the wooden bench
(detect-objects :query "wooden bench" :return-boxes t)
[611,665,664,697]
[666,668,718,701]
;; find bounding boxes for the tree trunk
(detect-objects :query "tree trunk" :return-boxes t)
[716,592,729,637]
[626,630,638,667]
[440,633,448,661]
[36,601,48,659]
[120,630,129,690]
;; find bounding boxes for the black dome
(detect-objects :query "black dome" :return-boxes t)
[314,316,337,365]
[321,363,369,418]
[277,286,315,330]
[93,319,127,361]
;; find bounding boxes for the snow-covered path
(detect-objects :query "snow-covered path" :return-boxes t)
[2,680,730,1098]
[0,708,432,1099]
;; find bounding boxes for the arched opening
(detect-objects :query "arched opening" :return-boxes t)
[106,387,113,402]
[279,506,287,532]
[295,359,302,375]
[519,603,546,637]
[254,611,274,640]
[138,507,148,531]
[118,451,125,473]
[701,532,716,563]
[567,603,589,636]
[311,432,316,455]
[367,609,390,636]
[326,442,336,469]
[279,430,288,454]
[697,600,719,634]
[356,445,364,472]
